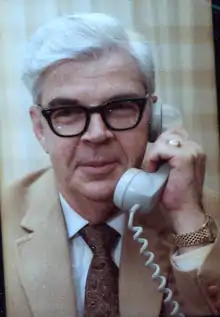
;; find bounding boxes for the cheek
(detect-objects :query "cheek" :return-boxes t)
[45,130,79,169]
[117,125,148,167]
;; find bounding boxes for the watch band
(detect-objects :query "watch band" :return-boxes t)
[173,214,217,248]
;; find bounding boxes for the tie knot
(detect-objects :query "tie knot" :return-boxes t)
[79,223,120,255]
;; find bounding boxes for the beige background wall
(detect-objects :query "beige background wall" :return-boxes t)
[0,0,219,192]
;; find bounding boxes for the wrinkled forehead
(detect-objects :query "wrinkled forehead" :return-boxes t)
[38,49,146,106]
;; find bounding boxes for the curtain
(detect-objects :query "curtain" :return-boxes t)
[0,0,219,192]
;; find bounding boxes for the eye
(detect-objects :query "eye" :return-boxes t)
[107,101,140,116]
[54,108,76,118]
[51,107,86,124]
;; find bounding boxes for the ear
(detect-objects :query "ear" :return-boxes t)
[29,106,49,153]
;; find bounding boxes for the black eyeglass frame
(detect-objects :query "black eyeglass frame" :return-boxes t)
[37,95,149,138]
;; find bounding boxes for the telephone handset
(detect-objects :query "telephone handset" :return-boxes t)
[114,98,183,213]
[113,100,184,317]
[113,163,170,213]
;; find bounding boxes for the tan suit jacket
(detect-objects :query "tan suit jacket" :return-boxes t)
[1,167,220,317]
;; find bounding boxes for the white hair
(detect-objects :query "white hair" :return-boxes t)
[21,13,155,103]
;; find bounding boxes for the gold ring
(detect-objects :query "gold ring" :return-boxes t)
[168,139,182,148]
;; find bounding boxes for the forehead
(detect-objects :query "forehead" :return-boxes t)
[40,49,146,105]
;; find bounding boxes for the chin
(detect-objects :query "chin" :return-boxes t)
[79,180,116,202]
[71,164,125,202]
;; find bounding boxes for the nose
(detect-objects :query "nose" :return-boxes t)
[81,113,114,143]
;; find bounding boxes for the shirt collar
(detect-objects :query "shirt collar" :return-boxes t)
[59,193,126,239]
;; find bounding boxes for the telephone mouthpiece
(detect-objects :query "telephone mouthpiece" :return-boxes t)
[113,164,170,213]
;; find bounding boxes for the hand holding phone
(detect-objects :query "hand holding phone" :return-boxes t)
[143,127,205,216]
[114,123,206,236]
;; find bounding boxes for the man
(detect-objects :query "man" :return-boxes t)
[2,13,220,317]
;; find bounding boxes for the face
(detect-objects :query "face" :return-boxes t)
[30,49,150,210]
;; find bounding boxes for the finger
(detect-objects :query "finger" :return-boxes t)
[144,141,181,172]
[144,139,201,173]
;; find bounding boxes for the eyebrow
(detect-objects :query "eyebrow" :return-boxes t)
[45,92,146,109]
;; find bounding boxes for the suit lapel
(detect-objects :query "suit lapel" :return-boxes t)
[119,207,173,317]
[14,168,174,317]
[16,169,78,317]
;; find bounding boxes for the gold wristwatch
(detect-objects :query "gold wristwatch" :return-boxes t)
[173,214,217,248]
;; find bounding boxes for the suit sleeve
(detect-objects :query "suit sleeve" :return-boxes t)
[172,244,213,271]
[168,190,220,317]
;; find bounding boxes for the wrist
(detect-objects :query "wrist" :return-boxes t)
[169,206,205,234]
[173,213,217,254]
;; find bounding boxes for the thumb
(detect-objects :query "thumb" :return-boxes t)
[142,157,159,173]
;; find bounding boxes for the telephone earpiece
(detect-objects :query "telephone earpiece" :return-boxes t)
[148,99,183,143]
[148,99,162,143]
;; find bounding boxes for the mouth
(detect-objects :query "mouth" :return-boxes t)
[79,161,117,175]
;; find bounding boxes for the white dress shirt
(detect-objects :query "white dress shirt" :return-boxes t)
[60,194,213,317]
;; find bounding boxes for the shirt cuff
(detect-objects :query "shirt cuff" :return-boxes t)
[172,244,213,271]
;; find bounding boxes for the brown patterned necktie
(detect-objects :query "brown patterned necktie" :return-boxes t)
[79,223,120,317]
